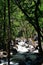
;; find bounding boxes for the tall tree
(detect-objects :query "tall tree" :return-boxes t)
[3,0,6,50]
[7,0,11,64]
[34,0,42,53]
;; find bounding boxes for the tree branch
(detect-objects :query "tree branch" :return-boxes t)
[14,0,43,39]
[14,0,37,29]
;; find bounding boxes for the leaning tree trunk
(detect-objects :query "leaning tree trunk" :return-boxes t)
[35,0,42,53]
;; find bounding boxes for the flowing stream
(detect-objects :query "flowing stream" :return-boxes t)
[0,52,40,65]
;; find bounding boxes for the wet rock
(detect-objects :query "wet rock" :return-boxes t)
[19,61,26,65]
[11,48,17,55]
[0,60,1,64]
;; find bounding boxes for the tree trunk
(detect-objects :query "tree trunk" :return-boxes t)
[3,0,6,50]
[38,29,42,53]
[7,0,11,65]
[34,0,42,53]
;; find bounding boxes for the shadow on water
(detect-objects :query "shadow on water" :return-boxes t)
[11,52,43,65]
[0,52,43,65]
[19,54,43,65]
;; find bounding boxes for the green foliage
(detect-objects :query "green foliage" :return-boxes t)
[0,0,43,48]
